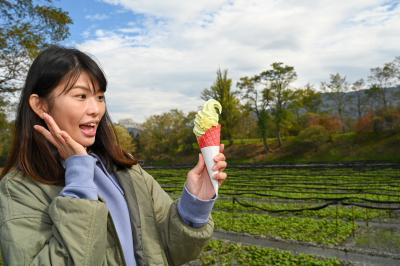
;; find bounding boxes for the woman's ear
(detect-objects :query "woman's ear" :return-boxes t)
[29,94,48,119]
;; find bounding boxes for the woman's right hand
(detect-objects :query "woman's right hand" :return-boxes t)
[33,112,87,160]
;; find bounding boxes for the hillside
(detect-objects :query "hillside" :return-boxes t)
[320,86,400,118]
[223,132,400,164]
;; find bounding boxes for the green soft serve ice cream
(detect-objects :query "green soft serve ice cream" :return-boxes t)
[193,99,222,137]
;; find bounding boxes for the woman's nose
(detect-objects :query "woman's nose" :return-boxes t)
[86,97,100,116]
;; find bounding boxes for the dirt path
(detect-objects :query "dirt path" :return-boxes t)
[213,230,400,266]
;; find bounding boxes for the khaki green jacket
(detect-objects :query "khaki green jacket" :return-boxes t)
[0,164,213,266]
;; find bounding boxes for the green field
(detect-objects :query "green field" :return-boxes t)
[148,166,400,265]
[1,167,398,265]
[199,240,341,266]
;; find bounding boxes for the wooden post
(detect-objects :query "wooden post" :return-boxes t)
[351,206,355,237]
[336,204,339,238]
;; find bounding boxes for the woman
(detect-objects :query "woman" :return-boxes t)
[0,46,227,265]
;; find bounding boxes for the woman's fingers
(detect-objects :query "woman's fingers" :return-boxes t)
[59,131,71,144]
[60,131,87,155]
[213,160,227,171]
[34,113,87,159]
[216,171,227,186]
[42,113,65,144]
[213,152,226,162]
[213,151,227,170]
[212,146,228,186]
[33,125,59,147]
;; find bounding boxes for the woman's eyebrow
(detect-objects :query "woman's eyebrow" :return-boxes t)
[71,85,96,93]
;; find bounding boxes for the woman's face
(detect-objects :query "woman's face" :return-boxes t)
[48,72,106,148]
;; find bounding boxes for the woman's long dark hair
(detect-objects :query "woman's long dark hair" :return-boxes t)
[1,45,137,184]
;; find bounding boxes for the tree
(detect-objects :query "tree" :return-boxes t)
[237,76,271,154]
[321,73,349,132]
[351,79,367,120]
[368,59,400,109]
[114,124,136,154]
[300,84,322,113]
[365,85,381,113]
[201,69,240,145]
[0,111,12,164]
[0,0,72,94]
[290,85,321,118]
[231,105,258,139]
[139,109,195,162]
[288,85,322,134]
[256,62,297,147]
[306,113,343,133]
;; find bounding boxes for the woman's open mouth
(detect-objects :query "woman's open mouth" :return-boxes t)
[79,122,97,137]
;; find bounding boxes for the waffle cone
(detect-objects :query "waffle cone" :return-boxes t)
[196,124,221,194]
[197,124,221,148]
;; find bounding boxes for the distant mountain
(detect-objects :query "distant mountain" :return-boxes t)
[319,86,400,119]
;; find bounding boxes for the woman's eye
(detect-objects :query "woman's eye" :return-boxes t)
[76,94,87,99]
[98,95,105,101]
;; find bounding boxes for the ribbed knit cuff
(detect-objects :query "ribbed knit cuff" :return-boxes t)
[177,185,217,228]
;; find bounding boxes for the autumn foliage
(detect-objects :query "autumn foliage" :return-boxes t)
[356,108,400,133]
[306,113,343,133]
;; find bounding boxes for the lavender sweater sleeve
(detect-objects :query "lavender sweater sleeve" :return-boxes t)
[60,154,215,228]
[177,186,217,228]
[60,155,98,200]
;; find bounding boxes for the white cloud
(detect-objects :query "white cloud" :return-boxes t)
[85,13,110,21]
[76,0,400,122]
[102,0,228,22]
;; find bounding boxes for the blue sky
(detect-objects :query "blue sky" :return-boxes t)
[56,0,145,44]
[53,0,400,123]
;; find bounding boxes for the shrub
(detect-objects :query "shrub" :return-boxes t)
[356,108,400,134]
[296,125,330,150]
[307,113,343,133]
[355,112,375,133]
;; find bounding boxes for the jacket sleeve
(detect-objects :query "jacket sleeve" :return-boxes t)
[139,167,214,266]
[0,175,109,266]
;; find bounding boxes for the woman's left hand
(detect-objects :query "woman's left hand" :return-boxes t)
[186,144,227,200]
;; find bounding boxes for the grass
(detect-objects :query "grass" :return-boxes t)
[140,131,400,166]
[213,211,355,245]
[224,131,400,164]
[200,240,341,266]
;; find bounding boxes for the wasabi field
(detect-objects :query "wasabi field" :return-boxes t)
[147,165,400,266]
[0,166,398,265]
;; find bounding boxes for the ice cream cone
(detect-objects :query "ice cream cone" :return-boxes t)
[197,124,221,194]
